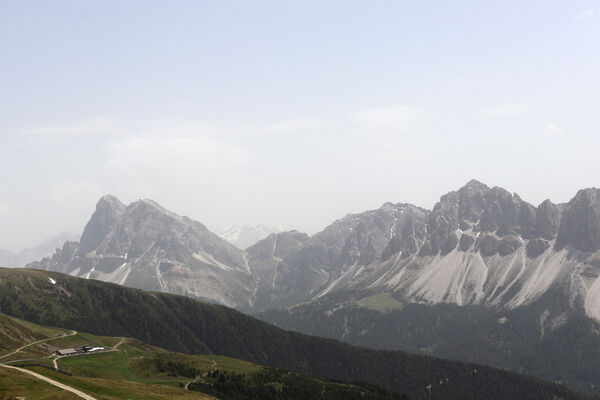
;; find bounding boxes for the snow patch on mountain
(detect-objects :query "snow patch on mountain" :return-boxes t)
[218,224,283,250]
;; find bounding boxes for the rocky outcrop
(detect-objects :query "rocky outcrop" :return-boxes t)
[526,239,551,258]
[535,200,561,240]
[76,195,125,257]
[556,188,600,252]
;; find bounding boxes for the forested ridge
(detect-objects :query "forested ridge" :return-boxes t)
[0,268,593,400]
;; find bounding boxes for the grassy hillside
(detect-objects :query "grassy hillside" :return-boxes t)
[0,366,82,400]
[0,313,404,400]
[0,267,594,400]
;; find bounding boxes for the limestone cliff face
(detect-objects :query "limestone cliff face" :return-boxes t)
[557,188,600,252]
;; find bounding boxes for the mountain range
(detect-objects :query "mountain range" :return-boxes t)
[28,179,600,317]
[24,180,600,393]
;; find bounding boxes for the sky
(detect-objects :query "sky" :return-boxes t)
[1,1,599,252]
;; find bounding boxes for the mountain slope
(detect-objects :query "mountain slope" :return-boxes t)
[0,267,592,400]
[28,195,255,308]
[246,203,429,310]
[259,288,600,394]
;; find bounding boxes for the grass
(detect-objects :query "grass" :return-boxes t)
[193,354,260,374]
[45,332,122,349]
[0,313,226,399]
[0,365,81,399]
[1,331,121,365]
[5,314,68,338]
[26,367,216,400]
[58,341,261,382]
[357,292,404,313]
[31,341,260,399]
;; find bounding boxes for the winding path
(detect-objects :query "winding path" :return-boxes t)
[114,337,126,349]
[0,330,99,400]
[0,330,77,361]
[185,359,218,390]
[53,336,126,370]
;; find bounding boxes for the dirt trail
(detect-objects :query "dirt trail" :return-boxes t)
[1,364,98,400]
[0,330,98,400]
[52,355,63,369]
[0,330,77,361]
[185,359,218,390]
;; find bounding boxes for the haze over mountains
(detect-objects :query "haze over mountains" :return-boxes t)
[217,224,283,250]
[0,232,79,268]
[29,179,600,317]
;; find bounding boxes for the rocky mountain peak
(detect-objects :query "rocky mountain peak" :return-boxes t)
[313,202,429,267]
[535,199,561,240]
[556,188,600,252]
[128,198,171,214]
[77,194,126,256]
[421,181,540,256]
[460,179,490,193]
[32,195,254,309]
[97,194,125,209]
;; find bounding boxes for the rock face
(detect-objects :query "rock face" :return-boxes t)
[29,196,254,309]
[556,189,600,252]
[246,230,311,310]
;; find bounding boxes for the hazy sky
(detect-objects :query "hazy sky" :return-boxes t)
[1,1,599,251]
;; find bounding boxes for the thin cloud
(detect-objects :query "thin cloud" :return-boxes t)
[544,122,564,137]
[19,116,326,141]
[0,202,10,218]
[478,103,530,118]
[19,118,121,138]
[19,118,253,140]
[573,8,600,22]
[260,118,322,135]
[48,178,104,204]
[341,142,416,163]
[104,136,250,189]
[352,105,420,131]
